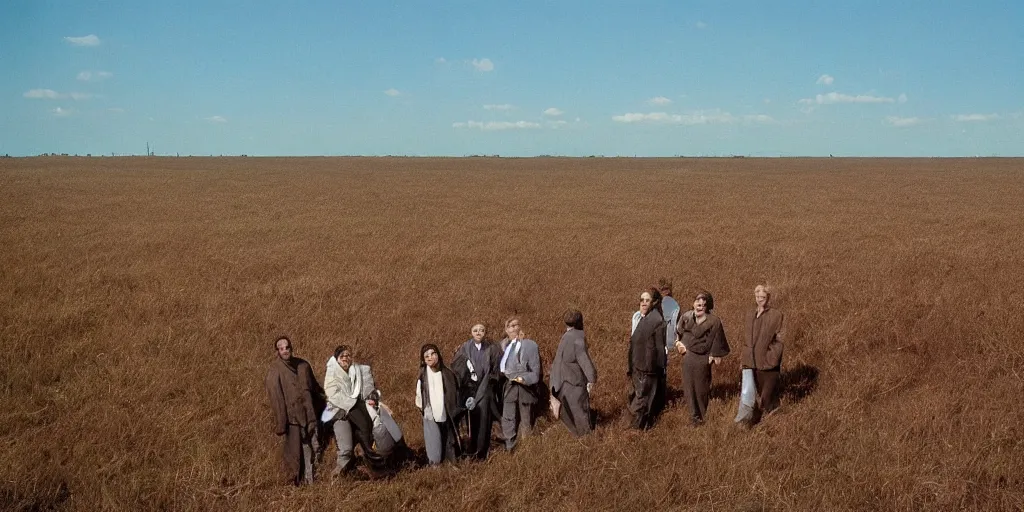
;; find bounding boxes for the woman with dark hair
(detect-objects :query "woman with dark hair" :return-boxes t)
[323,345,395,477]
[628,287,667,430]
[415,343,463,465]
[551,309,598,436]
[675,291,731,425]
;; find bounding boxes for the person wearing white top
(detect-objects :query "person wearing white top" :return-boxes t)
[415,343,462,464]
[323,345,388,477]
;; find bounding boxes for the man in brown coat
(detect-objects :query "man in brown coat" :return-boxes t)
[741,285,785,415]
[265,336,321,485]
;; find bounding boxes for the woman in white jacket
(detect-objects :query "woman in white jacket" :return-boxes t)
[323,345,400,476]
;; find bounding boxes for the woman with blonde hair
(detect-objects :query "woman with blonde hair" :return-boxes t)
[736,285,785,423]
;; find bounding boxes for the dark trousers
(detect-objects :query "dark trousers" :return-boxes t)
[465,396,494,459]
[682,352,712,424]
[628,372,659,429]
[347,398,385,469]
[282,423,316,485]
[754,368,781,413]
[557,383,592,436]
[652,372,667,416]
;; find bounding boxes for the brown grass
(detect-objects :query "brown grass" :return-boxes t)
[1,156,1023,511]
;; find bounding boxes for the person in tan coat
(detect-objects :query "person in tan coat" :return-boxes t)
[265,336,321,485]
[740,285,785,416]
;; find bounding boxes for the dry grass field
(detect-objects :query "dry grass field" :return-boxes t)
[2,156,1023,511]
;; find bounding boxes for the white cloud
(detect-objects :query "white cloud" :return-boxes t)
[435,57,447,64]
[64,34,100,46]
[51,107,73,117]
[205,116,227,123]
[471,58,494,72]
[543,107,564,117]
[647,96,673,106]
[695,21,708,29]
[24,89,61,99]
[384,88,401,97]
[798,92,895,105]
[547,120,569,129]
[77,71,112,81]
[483,104,515,111]
[743,114,776,124]
[884,116,923,127]
[953,113,999,122]
[452,120,540,131]
[816,74,835,85]
[612,110,774,125]
[23,89,91,100]
[898,93,908,103]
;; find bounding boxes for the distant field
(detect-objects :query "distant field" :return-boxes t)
[2,157,1023,511]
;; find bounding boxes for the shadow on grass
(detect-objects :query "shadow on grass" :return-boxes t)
[780,363,819,404]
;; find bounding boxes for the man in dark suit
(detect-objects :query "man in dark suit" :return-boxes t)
[451,323,503,459]
[499,316,541,451]
[551,309,598,436]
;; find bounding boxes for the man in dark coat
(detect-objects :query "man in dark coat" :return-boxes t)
[628,288,667,430]
[265,336,322,485]
[551,309,598,436]
[451,323,503,459]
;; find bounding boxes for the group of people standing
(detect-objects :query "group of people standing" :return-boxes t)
[263,280,784,485]
[627,280,784,430]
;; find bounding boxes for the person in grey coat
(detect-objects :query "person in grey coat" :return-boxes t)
[498,316,542,451]
[550,309,598,436]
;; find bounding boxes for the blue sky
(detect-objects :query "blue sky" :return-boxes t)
[2,0,1021,156]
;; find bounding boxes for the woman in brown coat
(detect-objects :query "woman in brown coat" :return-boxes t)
[675,291,730,426]
[741,285,784,415]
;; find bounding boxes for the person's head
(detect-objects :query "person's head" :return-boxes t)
[564,308,584,330]
[658,277,674,298]
[504,316,522,340]
[470,323,487,342]
[693,290,714,316]
[754,284,772,309]
[274,336,292,361]
[334,345,353,371]
[639,287,663,316]
[420,343,442,370]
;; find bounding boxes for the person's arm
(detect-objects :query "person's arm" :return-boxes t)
[414,379,423,410]
[265,371,288,435]
[765,312,785,367]
[451,345,469,382]
[709,318,731,362]
[519,343,541,386]
[576,336,597,384]
[364,366,380,406]
[655,319,667,369]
